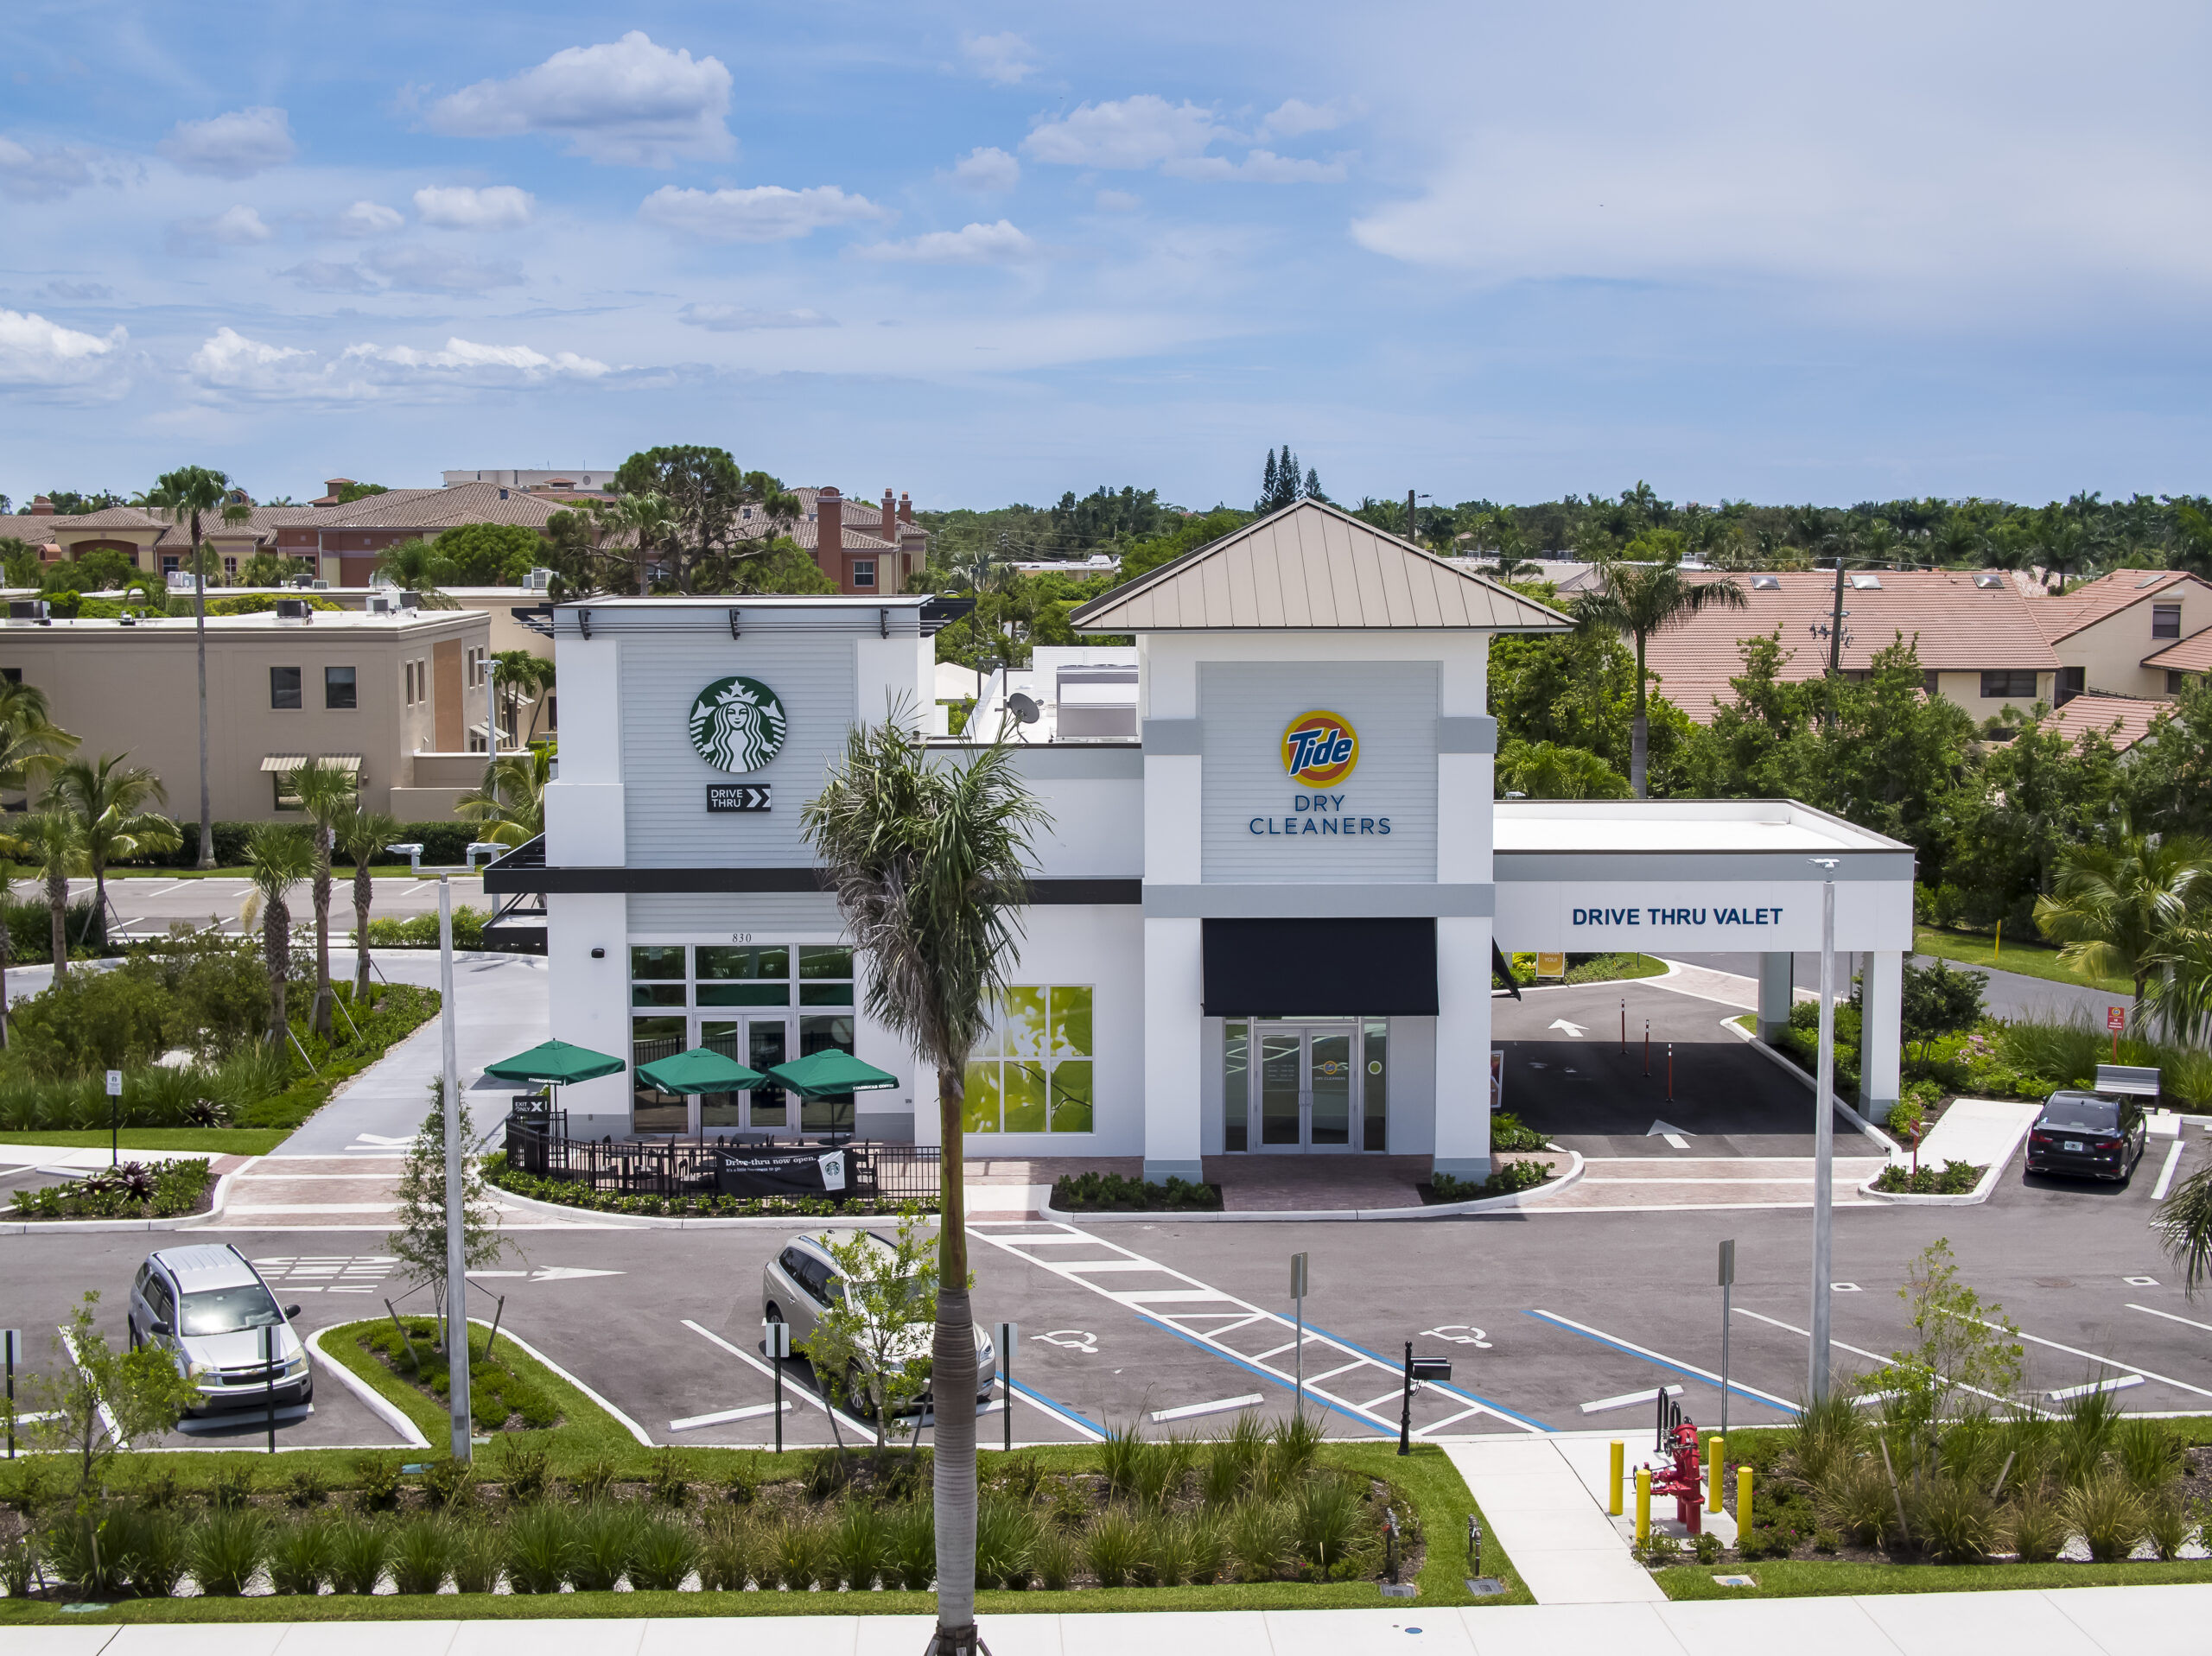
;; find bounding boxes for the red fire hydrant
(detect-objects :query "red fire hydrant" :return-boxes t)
[1647,1421,1705,1535]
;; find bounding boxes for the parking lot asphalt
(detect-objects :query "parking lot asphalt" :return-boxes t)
[8,1120,2208,1456]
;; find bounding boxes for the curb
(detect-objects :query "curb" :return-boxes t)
[1721,1017,1904,1156]
[1040,1152,1587,1222]
[304,1323,430,1449]
[0,1158,251,1235]
[1854,1099,2036,1207]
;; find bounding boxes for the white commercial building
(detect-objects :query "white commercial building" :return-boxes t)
[497,502,1913,1177]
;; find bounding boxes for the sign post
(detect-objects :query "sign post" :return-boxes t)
[766,1318,791,1453]
[106,1069,122,1167]
[3,1329,19,1459]
[1808,859,1840,1404]
[262,1323,278,1453]
[2108,1005,2126,1059]
[997,1322,1018,1453]
[437,876,470,1462]
[1717,1240,1735,1439]
[1289,1253,1309,1418]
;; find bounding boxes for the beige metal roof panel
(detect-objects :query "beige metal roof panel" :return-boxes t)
[1070,498,1572,633]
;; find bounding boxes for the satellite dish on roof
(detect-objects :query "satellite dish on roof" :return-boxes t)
[1007,692,1041,725]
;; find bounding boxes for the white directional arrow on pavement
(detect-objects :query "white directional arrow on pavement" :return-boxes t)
[1548,1018,1587,1037]
[1646,1120,1693,1150]
[530,1266,626,1282]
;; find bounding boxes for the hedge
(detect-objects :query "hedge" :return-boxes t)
[137,822,497,869]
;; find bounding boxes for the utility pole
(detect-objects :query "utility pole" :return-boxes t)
[1808,859,1840,1403]
[439,875,472,1461]
[1824,556,1847,729]
[1406,490,1417,548]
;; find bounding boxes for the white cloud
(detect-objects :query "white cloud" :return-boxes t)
[160,107,296,178]
[0,136,95,200]
[189,326,309,389]
[1163,149,1347,183]
[639,184,884,243]
[414,184,535,230]
[856,219,1036,264]
[427,32,732,167]
[166,204,273,255]
[963,33,1037,86]
[335,200,404,237]
[363,244,524,292]
[341,336,609,378]
[679,304,836,331]
[950,146,1020,193]
[0,308,127,388]
[1259,98,1351,140]
[1023,95,1229,169]
[1095,189,1142,213]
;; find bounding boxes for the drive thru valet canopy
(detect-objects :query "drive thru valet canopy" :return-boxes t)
[492,498,1915,1181]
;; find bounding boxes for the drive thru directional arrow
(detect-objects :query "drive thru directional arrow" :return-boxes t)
[1647,1120,1693,1149]
[1548,1018,1587,1037]
[466,1267,626,1283]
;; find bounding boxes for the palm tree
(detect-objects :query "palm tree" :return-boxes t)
[0,680,78,809]
[800,713,1042,1656]
[371,539,460,607]
[149,467,251,868]
[44,753,180,949]
[2034,819,2212,1025]
[288,759,359,1038]
[454,745,552,846]
[241,824,315,1046]
[335,804,404,1001]
[613,491,674,596]
[1574,562,1749,795]
[18,811,88,978]
[488,650,556,746]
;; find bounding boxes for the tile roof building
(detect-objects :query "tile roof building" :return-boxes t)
[2022,568,2212,703]
[2038,692,2172,754]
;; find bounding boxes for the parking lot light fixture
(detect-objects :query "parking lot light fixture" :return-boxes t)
[439,873,470,1462]
[1808,857,1841,1404]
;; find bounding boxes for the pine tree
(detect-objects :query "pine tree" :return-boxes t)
[1305,467,1323,502]
[1279,445,1299,505]
[385,1079,513,1352]
[1261,448,1279,510]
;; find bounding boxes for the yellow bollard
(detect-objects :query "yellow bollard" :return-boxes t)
[1708,1436,1724,1513]
[1610,1441,1624,1516]
[1635,1466,1651,1544]
[1738,1464,1754,1539]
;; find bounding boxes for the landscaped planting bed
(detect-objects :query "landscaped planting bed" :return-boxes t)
[482,1157,934,1220]
[8,1158,213,1220]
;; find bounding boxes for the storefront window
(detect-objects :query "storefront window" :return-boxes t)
[1224,1020,1249,1152]
[696,944,790,1006]
[798,945,855,1006]
[631,1014,687,1133]
[631,946,683,978]
[1363,1018,1389,1152]
[800,1014,857,1133]
[963,986,1094,1134]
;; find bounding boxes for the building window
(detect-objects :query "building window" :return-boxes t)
[2058,666,2084,705]
[1979,669,2037,699]
[963,987,1095,1134]
[324,666,357,709]
[1363,1018,1389,1151]
[270,665,302,709]
[273,775,303,812]
[404,662,416,705]
[2171,670,2194,695]
[0,669,19,685]
[2153,604,2182,639]
[161,555,179,575]
[1224,1020,1248,1151]
[851,560,875,589]
[224,557,238,580]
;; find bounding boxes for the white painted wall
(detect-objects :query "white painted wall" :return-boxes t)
[544,891,632,1133]
[1495,879,1914,952]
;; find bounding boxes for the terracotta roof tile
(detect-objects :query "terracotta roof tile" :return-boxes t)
[2027,568,2205,643]
[2144,624,2212,673]
[2039,693,2172,752]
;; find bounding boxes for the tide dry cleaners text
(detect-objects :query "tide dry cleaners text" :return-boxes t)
[1250,795,1391,836]
[1572,904,1784,926]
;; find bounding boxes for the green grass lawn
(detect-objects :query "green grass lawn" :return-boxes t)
[0,1128,289,1155]
[107,867,478,882]
[1915,925,2131,996]
[1658,1557,2212,1599]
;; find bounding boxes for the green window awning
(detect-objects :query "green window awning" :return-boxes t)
[635,1046,767,1095]
[766,1049,901,1099]
[483,1039,626,1084]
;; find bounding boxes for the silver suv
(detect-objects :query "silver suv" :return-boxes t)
[762,1231,996,1417]
[129,1245,310,1416]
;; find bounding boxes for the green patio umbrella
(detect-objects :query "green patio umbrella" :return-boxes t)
[766,1049,901,1098]
[635,1046,767,1095]
[483,1039,626,1084]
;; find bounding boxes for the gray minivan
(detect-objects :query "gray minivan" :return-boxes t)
[762,1231,996,1417]
[129,1244,311,1415]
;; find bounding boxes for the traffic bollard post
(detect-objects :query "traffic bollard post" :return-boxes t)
[1609,1440,1624,1515]
[766,1319,791,1454]
[997,1322,1017,1454]
[1738,1464,1753,1537]
[1708,1437,1724,1513]
[1635,1466,1651,1544]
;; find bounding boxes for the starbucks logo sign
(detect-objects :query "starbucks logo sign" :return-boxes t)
[688,676,789,773]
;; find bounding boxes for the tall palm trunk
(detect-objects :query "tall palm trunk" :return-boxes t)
[47,863,67,980]
[264,896,289,1045]
[194,520,213,869]
[311,831,334,1037]
[1630,634,1649,797]
[0,909,10,1049]
[931,1062,978,1652]
[353,860,374,1000]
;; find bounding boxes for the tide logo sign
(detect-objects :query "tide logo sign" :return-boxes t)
[1281,710,1359,786]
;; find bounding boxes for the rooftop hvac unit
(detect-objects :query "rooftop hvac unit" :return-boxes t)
[166,570,199,592]
[8,600,50,625]
[523,568,556,591]
[274,598,312,625]
[309,579,328,591]
[365,592,402,615]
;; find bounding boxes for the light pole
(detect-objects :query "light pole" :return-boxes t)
[1808,857,1840,1402]
[439,874,472,1460]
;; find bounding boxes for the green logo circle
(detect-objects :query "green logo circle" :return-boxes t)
[688,676,789,773]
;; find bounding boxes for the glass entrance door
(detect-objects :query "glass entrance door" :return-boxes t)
[1249,1023,1359,1152]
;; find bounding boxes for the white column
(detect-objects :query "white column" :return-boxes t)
[1758,951,1795,1042]
[1432,916,1495,1178]
[544,891,630,1134]
[1859,948,1904,1120]
[1143,917,1205,1182]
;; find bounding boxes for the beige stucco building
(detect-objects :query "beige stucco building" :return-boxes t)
[0,606,493,822]
[2031,569,2212,702]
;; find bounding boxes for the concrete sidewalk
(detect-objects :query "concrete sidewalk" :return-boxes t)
[10,1589,2210,1654]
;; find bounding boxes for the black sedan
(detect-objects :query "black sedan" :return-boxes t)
[2025,1091,2149,1182]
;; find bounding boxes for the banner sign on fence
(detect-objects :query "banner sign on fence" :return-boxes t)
[716,1148,850,1199]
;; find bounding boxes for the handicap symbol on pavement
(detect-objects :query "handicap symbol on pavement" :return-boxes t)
[1033,1329,1098,1353]
[1421,1325,1492,1348]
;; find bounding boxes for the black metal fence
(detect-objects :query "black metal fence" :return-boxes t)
[500,1106,941,1206]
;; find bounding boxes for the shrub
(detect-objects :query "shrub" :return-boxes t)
[353,1455,402,1511]
[1185,1509,1229,1584]
[267,1515,334,1596]
[451,1521,503,1595]
[284,1462,328,1507]
[1815,1456,1897,1547]
[495,1436,552,1503]
[327,1515,391,1594]
[766,1512,827,1590]
[571,1504,639,1592]
[1084,1507,1147,1588]
[190,1507,269,1596]
[1910,1474,1996,1564]
[2064,1471,2149,1562]
[113,1506,188,1596]
[1870,1159,1984,1194]
[1052,1171,1221,1212]
[2115,1417,2184,1493]
[1269,1409,1326,1488]
[1227,1499,1286,1583]
[2147,1495,2196,1562]
[366,905,490,950]
[699,1514,755,1591]
[1489,1110,1548,1151]
[503,1503,575,1594]
[630,1513,701,1592]
[1289,1472,1366,1572]
[1429,1158,1553,1202]
[2002,1485,2067,1562]
[887,1503,934,1590]
[209,1462,257,1510]
[828,1502,888,1590]
[1033,1526,1077,1591]
[1205,1412,1268,1507]
[423,1455,478,1510]
[389,1516,454,1596]
[976,1499,1040,1589]
[647,1448,691,1507]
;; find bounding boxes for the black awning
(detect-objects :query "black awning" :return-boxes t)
[1202,917,1438,1018]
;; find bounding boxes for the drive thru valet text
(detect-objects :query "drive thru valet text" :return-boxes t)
[1249,794,1391,835]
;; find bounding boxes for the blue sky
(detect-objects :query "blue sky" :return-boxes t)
[3,2,2209,511]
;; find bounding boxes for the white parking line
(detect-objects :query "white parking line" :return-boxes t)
[2129,1303,2212,1336]
[1580,1385,1684,1415]
[1732,1306,2013,1408]
[1949,1311,2212,1400]
[1530,1309,1799,1411]
[2048,1376,2144,1401]
[2153,1139,2186,1200]
[671,1402,791,1431]
[681,1319,884,1440]
[1148,1394,1264,1424]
